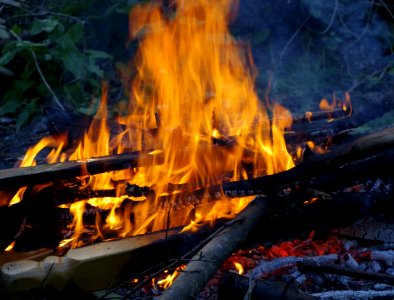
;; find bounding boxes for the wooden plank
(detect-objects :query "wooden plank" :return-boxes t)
[1,228,180,296]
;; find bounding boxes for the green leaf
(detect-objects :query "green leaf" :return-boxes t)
[30,18,60,35]
[0,44,22,65]
[16,99,38,129]
[0,66,14,76]
[86,62,104,77]
[62,51,86,78]
[63,82,89,107]
[84,49,113,60]
[0,26,10,39]
[0,99,23,115]
[3,68,35,104]
[11,24,22,36]
[67,24,84,44]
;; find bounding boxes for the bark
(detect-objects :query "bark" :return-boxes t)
[298,260,394,285]
[220,127,394,197]
[0,150,163,189]
[218,272,317,300]
[160,196,282,299]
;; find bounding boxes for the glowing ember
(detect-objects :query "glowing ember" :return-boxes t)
[4,0,297,248]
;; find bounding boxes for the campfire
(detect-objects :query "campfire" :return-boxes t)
[0,0,393,299]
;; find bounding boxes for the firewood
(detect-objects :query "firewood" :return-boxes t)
[218,272,317,300]
[1,228,180,297]
[297,260,394,285]
[220,127,394,198]
[0,150,164,190]
[310,289,394,299]
[160,195,283,300]
[0,221,223,298]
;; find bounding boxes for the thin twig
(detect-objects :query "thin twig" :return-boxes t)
[5,11,85,24]
[8,29,65,111]
[377,0,394,19]
[279,15,310,64]
[348,63,391,92]
[318,0,338,35]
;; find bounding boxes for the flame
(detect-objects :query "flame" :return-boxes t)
[303,197,319,205]
[4,241,15,252]
[319,92,352,121]
[306,141,327,155]
[6,0,296,247]
[234,261,244,275]
[157,265,186,289]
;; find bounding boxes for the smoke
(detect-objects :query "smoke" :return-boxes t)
[232,0,393,116]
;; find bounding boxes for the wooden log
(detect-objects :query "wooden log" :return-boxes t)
[1,229,180,297]
[160,195,283,300]
[220,127,394,198]
[0,220,223,298]
[0,150,164,189]
[218,272,317,300]
[297,260,394,285]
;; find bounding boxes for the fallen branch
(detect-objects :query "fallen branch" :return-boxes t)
[160,195,281,299]
[298,260,394,285]
[220,127,394,197]
[310,289,394,299]
[0,150,163,189]
[218,272,316,300]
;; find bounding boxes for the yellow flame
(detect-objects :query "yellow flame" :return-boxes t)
[234,261,244,275]
[9,0,297,248]
[157,265,186,289]
[4,241,15,252]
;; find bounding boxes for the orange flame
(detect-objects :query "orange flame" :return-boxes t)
[319,92,352,121]
[6,0,296,247]
[4,241,15,252]
[157,265,186,289]
[234,261,244,275]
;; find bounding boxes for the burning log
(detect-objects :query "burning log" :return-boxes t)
[160,195,283,300]
[1,229,180,296]
[0,221,224,298]
[0,150,164,190]
[220,127,394,198]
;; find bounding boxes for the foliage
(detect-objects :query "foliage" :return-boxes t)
[0,0,129,128]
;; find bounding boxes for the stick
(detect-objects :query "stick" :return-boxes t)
[218,272,317,300]
[220,127,394,198]
[159,195,281,300]
[298,261,394,285]
[0,151,163,189]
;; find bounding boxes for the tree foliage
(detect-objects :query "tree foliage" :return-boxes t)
[0,0,134,128]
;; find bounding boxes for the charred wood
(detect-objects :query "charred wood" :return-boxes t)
[220,127,394,198]
[297,260,394,286]
[0,150,164,190]
[218,272,317,300]
[160,195,284,300]
[0,221,223,298]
